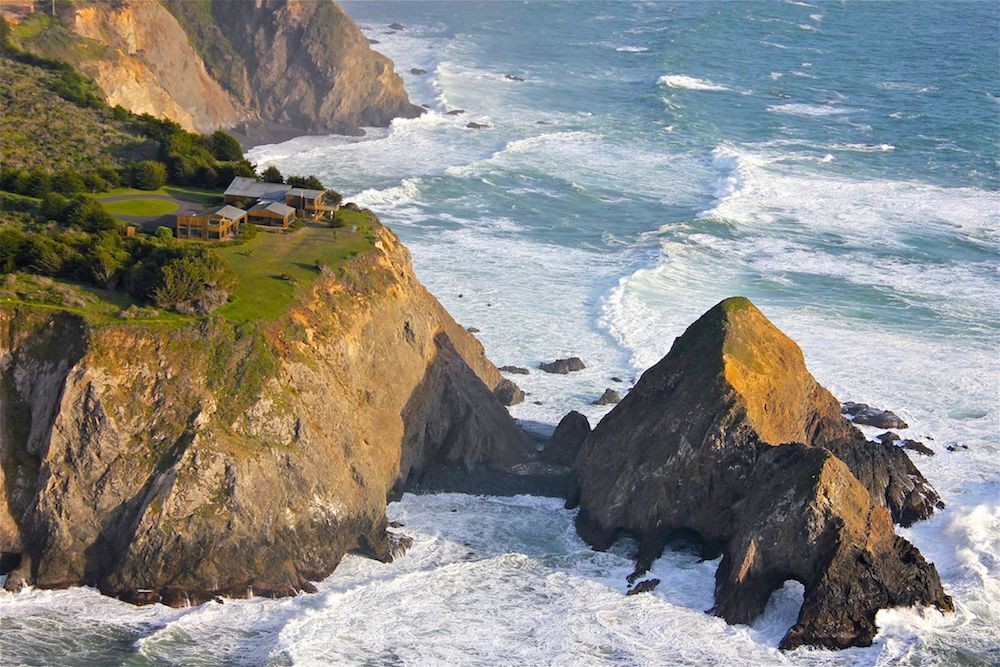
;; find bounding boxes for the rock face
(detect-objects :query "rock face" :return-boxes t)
[540,411,591,467]
[539,357,586,374]
[592,388,622,405]
[0,221,530,604]
[572,297,950,650]
[20,0,420,136]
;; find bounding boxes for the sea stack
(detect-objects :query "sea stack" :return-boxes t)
[571,297,951,650]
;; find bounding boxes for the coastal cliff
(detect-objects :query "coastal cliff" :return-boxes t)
[10,0,420,137]
[0,223,528,604]
[571,298,951,649]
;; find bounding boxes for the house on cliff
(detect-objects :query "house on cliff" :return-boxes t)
[176,204,246,241]
[224,176,340,220]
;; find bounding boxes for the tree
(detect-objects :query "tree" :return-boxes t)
[52,169,85,195]
[261,165,284,183]
[129,160,167,190]
[67,197,116,232]
[40,192,71,221]
[324,189,344,207]
[208,131,243,161]
[25,168,52,198]
[286,174,324,190]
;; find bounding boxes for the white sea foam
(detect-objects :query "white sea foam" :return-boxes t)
[658,75,731,91]
[615,45,649,52]
[767,103,855,116]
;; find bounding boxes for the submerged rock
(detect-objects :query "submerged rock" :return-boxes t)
[410,68,427,75]
[572,297,950,650]
[842,402,909,429]
[466,121,491,129]
[541,411,591,467]
[626,578,660,596]
[592,388,622,405]
[504,74,525,81]
[539,357,586,374]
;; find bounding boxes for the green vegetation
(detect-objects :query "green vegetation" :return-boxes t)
[102,198,179,217]
[86,186,224,207]
[213,216,375,323]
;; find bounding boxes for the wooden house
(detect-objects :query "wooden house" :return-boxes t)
[175,204,246,241]
[284,188,339,220]
[223,177,291,206]
[247,201,296,228]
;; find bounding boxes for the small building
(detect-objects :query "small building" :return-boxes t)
[223,176,291,206]
[247,200,296,229]
[118,225,137,239]
[175,204,247,241]
[284,188,339,220]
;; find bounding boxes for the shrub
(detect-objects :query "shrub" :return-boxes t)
[51,169,85,195]
[286,174,324,190]
[40,192,72,221]
[261,165,284,183]
[208,131,243,161]
[25,168,51,198]
[129,160,167,190]
[66,197,116,232]
[154,226,174,243]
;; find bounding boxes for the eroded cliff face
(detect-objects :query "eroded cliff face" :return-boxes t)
[211,0,423,138]
[572,297,951,650]
[30,0,421,136]
[0,223,528,604]
[68,1,241,132]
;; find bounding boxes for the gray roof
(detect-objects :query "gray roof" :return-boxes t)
[213,204,248,220]
[225,176,291,201]
[285,187,326,199]
[249,201,295,216]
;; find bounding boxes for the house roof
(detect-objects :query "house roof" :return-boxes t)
[249,201,295,216]
[224,176,291,201]
[286,187,326,199]
[214,204,248,220]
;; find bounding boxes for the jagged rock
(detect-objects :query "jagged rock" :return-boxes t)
[877,431,900,445]
[410,68,427,75]
[446,109,466,115]
[947,444,969,452]
[494,378,525,407]
[901,439,934,456]
[572,297,950,650]
[466,326,480,333]
[539,357,586,374]
[388,22,406,31]
[592,388,621,405]
[466,121,491,129]
[541,411,590,467]
[499,365,530,375]
[626,578,660,596]
[504,74,525,81]
[611,376,623,383]
[842,402,909,429]
[0,220,531,606]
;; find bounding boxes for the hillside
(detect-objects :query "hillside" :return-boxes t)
[7,0,422,139]
[0,48,155,174]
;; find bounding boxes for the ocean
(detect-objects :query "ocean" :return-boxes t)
[3,1,998,664]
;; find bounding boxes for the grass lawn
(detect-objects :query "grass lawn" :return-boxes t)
[213,213,375,323]
[88,185,223,206]
[103,198,179,217]
[0,273,192,327]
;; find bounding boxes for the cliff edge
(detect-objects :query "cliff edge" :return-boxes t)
[572,297,951,650]
[11,0,421,137]
[0,222,528,604]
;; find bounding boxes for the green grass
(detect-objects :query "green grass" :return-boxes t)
[213,218,374,323]
[0,273,192,328]
[89,186,223,206]
[102,198,179,217]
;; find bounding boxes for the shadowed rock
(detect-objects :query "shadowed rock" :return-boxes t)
[541,411,591,467]
[572,297,950,650]
[539,357,586,374]
[592,388,621,405]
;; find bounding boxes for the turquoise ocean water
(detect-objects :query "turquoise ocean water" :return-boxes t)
[3,2,998,664]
